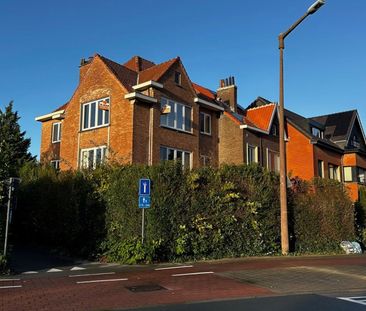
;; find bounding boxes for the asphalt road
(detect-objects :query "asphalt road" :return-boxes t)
[124,294,366,311]
[2,251,366,310]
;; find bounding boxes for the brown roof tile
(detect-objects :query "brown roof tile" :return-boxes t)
[123,56,155,72]
[99,55,138,92]
[138,57,179,83]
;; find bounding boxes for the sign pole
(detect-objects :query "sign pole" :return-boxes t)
[141,208,145,244]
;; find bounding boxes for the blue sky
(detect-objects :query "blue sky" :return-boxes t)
[1,0,365,158]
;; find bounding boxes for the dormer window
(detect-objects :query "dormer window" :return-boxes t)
[351,136,361,148]
[174,71,181,85]
[312,127,323,138]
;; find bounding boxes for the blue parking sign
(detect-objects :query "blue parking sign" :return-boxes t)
[139,195,151,208]
[139,178,151,195]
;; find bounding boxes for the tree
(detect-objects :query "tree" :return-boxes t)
[0,101,34,181]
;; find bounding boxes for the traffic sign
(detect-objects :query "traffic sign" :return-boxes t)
[139,195,151,208]
[139,178,151,195]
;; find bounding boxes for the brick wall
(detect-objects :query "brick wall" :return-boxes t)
[313,145,342,179]
[40,120,60,162]
[286,123,314,179]
[219,113,244,165]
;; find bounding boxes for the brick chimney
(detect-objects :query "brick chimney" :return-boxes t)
[79,56,93,81]
[217,76,237,113]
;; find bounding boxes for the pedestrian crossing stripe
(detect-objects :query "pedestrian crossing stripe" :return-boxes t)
[47,268,63,272]
[338,296,366,306]
[70,266,86,271]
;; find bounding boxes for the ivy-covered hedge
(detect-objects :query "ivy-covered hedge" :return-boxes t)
[12,162,356,263]
[290,177,355,253]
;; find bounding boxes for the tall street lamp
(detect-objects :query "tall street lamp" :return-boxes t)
[278,0,325,255]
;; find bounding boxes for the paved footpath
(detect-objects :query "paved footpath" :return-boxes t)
[1,254,366,310]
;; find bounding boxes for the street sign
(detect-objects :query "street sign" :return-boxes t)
[139,178,151,195]
[139,195,151,208]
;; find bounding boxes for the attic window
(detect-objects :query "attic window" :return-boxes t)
[311,127,323,139]
[351,136,361,148]
[174,71,181,85]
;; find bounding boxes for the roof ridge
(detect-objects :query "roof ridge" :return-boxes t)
[310,109,357,119]
[100,55,138,75]
[246,102,276,111]
[139,56,179,74]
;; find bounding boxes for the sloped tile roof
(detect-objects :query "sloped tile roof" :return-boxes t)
[138,57,179,83]
[99,55,138,92]
[245,103,276,132]
[123,56,155,72]
[192,82,216,101]
[310,110,356,142]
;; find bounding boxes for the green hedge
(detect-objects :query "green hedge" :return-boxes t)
[12,162,356,263]
[290,177,355,253]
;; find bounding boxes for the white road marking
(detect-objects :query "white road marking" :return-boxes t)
[76,278,128,284]
[47,268,63,272]
[338,297,366,306]
[70,266,86,271]
[155,265,193,271]
[22,271,38,274]
[172,271,214,277]
[0,285,22,289]
[69,272,116,278]
[0,278,20,282]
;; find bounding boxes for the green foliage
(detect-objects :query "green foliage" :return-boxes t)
[0,101,34,181]
[14,162,106,258]
[290,177,355,253]
[355,186,366,245]
[13,162,356,263]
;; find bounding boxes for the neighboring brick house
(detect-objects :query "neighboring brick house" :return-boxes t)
[218,86,281,172]
[36,54,224,170]
[285,109,366,201]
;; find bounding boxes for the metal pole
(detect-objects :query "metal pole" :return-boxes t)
[278,36,289,255]
[141,208,145,244]
[3,178,13,256]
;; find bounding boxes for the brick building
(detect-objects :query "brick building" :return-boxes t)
[36,54,366,200]
[36,54,224,170]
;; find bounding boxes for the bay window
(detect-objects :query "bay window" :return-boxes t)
[82,97,110,130]
[160,98,192,133]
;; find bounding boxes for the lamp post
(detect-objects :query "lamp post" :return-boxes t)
[278,0,325,255]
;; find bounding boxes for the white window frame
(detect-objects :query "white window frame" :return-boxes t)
[81,97,110,131]
[200,112,212,135]
[80,146,107,169]
[160,98,192,133]
[200,154,211,167]
[50,160,60,170]
[318,160,325,178]
[160,146,192,169]
[328,164,340,181]
[52,122,61,143]
[358,167,365,184]
[267,148,280,173]
[343,166,353,182]
[246,144,258,165]
[312,127,324,139]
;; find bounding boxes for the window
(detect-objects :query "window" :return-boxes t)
[174,71,181,85]
[358,167,365,183]
[271,124,278,136]
[246,144,258,164]
[200,112,211,135]
[52,122,61,143]
[160,98,192,133]
[343,167,353,182]
[200,155,211,167]
[318,160,324,178]
[268,149,280,173]
[351,136,361,148]
[82,97,110,130]
[50,160,60,170]
[160,146,191,169]
[312,127,324,138]
[80,146,107,169]
[328,164,340,181]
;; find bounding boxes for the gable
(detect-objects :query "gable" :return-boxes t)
[346,115,366,151]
